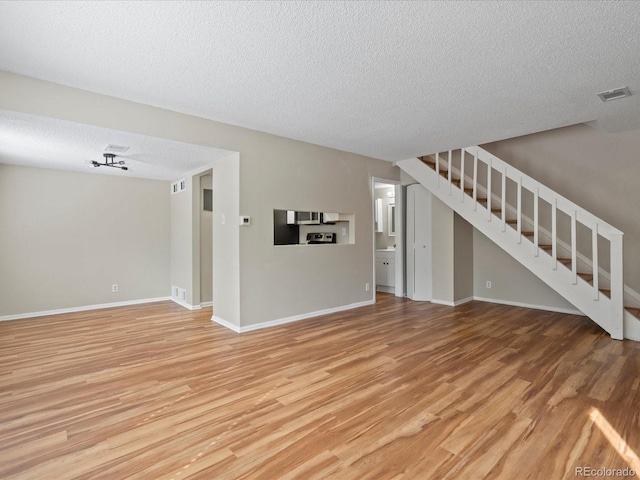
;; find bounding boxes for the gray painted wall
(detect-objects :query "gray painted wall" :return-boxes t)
[0,164,170,316]
[453,214,473,302]
[473,228,577,312]
[483,123,640,295]
[4,71,611,325]
[170,174,193,304]
[0,72,400,326]
[212,154,240,326]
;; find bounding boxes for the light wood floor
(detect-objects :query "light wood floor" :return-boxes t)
[1,294,639,479]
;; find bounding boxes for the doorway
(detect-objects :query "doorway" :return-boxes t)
[373,178,404,299]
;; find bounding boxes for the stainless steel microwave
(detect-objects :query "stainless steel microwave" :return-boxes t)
[287,211,322,225]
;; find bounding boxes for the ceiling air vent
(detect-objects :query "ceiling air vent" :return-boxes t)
[597,87,632,102]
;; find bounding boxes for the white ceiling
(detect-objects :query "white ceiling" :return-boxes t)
[1,1,640,172]
[0,110,232,180]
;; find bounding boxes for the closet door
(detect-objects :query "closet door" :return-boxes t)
[406,184,432,301]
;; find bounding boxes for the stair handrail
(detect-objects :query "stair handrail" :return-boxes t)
[468,146,622,237]
[422,145,624,339]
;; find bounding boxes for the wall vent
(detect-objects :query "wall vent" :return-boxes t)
[171,178,187,194]
[597,87,632,102]
[171,286,187,301]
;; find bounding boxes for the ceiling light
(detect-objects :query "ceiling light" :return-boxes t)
[89,153,128,171]
[597,87,632,102]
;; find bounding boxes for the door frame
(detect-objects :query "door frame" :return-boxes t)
[372,177,404,299]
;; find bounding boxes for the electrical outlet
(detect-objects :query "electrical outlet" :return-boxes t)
[365,282,370,291]
[342,227,347,236]
[112,284,118,292]
[486,281,492,289]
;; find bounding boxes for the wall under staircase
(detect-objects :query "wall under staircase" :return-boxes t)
[396,146,640,341]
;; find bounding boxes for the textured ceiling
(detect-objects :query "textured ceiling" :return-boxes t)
[0,110,232,180]
[1,1,640,169]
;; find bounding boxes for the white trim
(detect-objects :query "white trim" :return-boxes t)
[170,297,202,311]
[431,297,474,307]
[211,315,241,333]
[212,300,375,333]
[372,176,404,299]
[623,284,640,309]
[0,297,171,322]
[623,312,640,341]
[472,296,584,316]
[454,296,474,306]
[200,301,213,308]
[376,286,395,294]
[429,156,640,308]
[431,299,455,307]
[453,296,474,306]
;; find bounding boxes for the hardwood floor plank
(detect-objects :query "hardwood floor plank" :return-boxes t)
[1,295,639,479]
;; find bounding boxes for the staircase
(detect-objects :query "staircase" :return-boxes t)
[396,146,640,341]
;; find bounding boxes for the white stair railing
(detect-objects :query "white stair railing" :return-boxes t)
[395,145,625,339]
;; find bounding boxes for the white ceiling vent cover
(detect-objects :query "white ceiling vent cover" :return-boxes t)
[104,144,129,153]
[597,87,632,102]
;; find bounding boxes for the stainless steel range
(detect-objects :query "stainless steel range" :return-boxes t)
[306,232,336,244]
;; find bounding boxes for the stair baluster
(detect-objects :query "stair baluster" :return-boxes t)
[395,145,628,340]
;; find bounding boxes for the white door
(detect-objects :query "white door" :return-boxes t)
[406,184,432,301]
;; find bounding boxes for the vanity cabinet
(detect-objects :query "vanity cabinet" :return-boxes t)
[375,250,395,288]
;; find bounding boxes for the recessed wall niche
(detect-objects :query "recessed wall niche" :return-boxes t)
[273,210,354,245]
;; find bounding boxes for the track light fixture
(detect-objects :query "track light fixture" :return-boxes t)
[90,153,128,170]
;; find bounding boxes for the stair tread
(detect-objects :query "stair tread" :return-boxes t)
[411,158,630,324]
[440,172,460,181]
[422,161,488,202]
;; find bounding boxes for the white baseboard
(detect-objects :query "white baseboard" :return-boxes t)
[624,313,640,341]
[376,286,395,294]
[0,296,172,322]
[169,297,202,311]
[200,301,213,308]
[455,296,475,306]
[212,300,376,333]
[472,296,584,316]
[431,297,474,307]
[211,315,241,333]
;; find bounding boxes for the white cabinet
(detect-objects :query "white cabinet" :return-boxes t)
[376,250,395,289]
